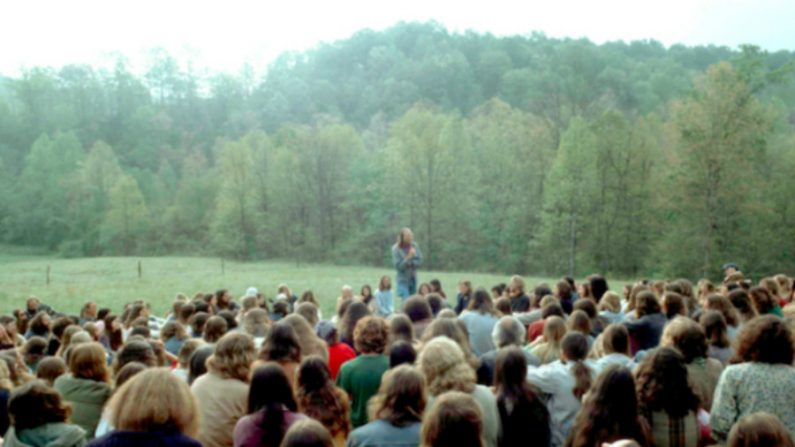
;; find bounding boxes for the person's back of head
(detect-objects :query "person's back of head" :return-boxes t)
[114,340,157,376]
[542,302,565,319]
[202,316,228,344]
[421,391,484,447]
[188,346,214,385]
[602,324,630,356]
[295,302,319,329]
[388,341,416,368]
[492,316,526,349]
[249,363,298,446]
[110,368,199,438]
[281,419,335,447]
[36,356,67,386]
[728,412,795,447]
[9,380,70,431]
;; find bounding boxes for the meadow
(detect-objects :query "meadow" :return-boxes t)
[0,253,573,317]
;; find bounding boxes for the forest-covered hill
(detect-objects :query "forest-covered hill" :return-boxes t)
[1,22,794,279]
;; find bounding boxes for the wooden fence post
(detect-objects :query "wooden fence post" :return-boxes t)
[46,265,51,286]
[138,260,142,279]
[221,258,225,276]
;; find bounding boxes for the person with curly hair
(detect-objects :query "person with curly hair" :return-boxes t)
[727,412,795,447]
[567,366,650,447]
[336,316,390,428]
[710,315,795,442]
[191,332,256,447]
[295,356,350,447]
[418,336,500,447]
[635,347,701,447]
[347,365,425,447]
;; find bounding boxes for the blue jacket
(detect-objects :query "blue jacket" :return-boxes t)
[346,419,421,447]
[392,243,422,285]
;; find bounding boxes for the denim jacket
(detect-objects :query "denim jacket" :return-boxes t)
[391,243,422,285]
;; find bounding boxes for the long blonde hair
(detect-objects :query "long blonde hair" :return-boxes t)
[532,316,567,364]
[418,337,475,395]
[110,368,200,437]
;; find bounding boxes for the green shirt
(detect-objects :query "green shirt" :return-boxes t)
[335,354,389,428]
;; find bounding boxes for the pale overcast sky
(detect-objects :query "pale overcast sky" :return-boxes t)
[2,0,794,76]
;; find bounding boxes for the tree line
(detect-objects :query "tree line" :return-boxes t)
[1,22,794,280]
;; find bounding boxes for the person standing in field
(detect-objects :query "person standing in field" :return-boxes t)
[392,228,422,304]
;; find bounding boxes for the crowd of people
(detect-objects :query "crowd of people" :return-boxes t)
[0,263,794,447]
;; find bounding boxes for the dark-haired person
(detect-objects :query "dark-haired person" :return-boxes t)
[346,365,425,447]
[595,324,635,370]
[256,322,302,390]
[388,341,416,368]
[556,280,575,314]
[296,357,350,447]
[660,317,723,411]
[699,310,733,364]
[214,289,241,314]
[710,315,795,442]
[5,380,86,447]
[87,369,202,447]
[526,332,596,447]
[624,292,666,354]
[567,366,650,447]
[392,228,422,303]
[459,288,500,357]
[429,279,446,299]
[421,391,485,447]
[494,347,550,447]
[506,276,531,313]
[234,363,306,447]
[339,301,371,350]
[635,347,701,447]
[336,317,390,428]
[727,412,795,447]
[403,296,433,339]
[454,280,474,315]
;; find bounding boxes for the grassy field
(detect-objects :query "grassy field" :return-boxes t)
[0,254,568,317]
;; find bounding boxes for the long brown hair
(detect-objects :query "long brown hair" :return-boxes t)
[635,347,699,418]
[9,380,71,431]
[732,315,795,365]
[728,412,795,447]
[207,333,256,382]
[568,366,650,447]
[296,356,350,439]
[495,347,550,446]
[699,310,730,349]
[369,365,426,427]
[421,391,484,447]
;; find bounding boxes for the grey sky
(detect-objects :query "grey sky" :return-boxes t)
[2,0,794,76]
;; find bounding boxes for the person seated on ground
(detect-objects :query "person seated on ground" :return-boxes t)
[257,322,302,390]
[528,315,567,365]
[234,363,306,447]
[282,314,328,361]
[458,288,500,357]
[426,293,447,317]
[214,289,241,314]
[748,286,783,317]
[660,317,723,412]
[387,314,415,347]
[202,316,228,345]
[727,412,795,447]
[703,294,741,340]
[635,347,701,447]
[477,316,540,386]
[710,315,795,443]
[526,332,598,447]
[567,365,650,447]
[573,298,606,336]
[316,321,355,381]
[35,356,67,386]
[454,280,474,315]
[567,310,595,349]
[418,336,500,447]
[87,368,202,447]
[160,320,189,356]
[699,310,733,364]
[187,346,213,385]
[403,296,433,340]
[336,317,390,429]
[728,289,758,324]
[430,279,446,299]
[421,391,485,447]
[296,356,350,447]
[388,341,416,368]
[0,361,12,436]
[295,302,320,329]
[173,339,203,382]
[21,336,47,373]
[281,419,335,447]
[336,285,355,312]
[494,297,512,316]
[598,291,625,324]
[5,380,86,447]
[241,308,269,349]
[624,292,666,354]
[54,342,112,439]
[26,312,52,340]
[271,300,290,322]
[506,275,531,313]
[48,317,75,356]
[594,324,636,370]
[191,333,256,447]
[346,365,425,447]
[373,276,394,317]
[494,347,550,447]
[339,302,371,350]
[556,280,576,315]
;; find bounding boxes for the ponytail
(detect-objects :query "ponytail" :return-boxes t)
[571,360,592,400]
[561,332,592,400]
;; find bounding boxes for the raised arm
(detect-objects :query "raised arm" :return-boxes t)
[411,243,423,267]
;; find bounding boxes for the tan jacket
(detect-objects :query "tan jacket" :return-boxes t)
[191,371,249,447]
